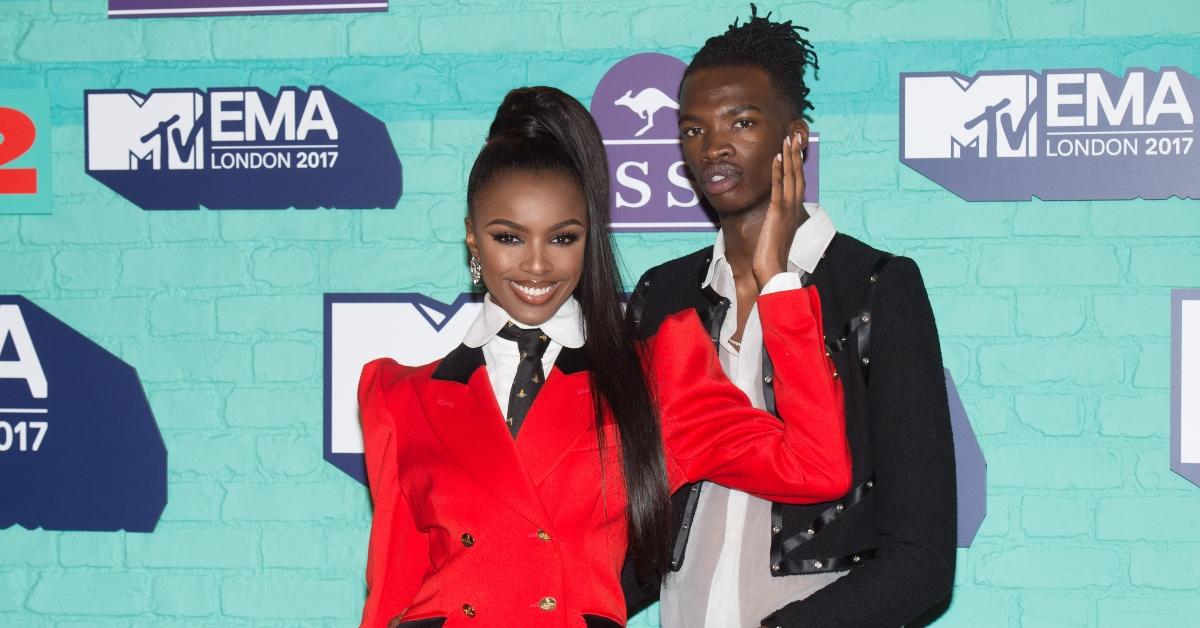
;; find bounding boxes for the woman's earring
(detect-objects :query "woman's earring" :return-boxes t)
[469,255,482,286]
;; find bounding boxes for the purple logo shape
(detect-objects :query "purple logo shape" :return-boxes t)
[108,0,387,19]
[945,368,986,546]
[902,67,1200,201]
[1172,289,1200,489]
[84,86,402,210]
[324,293,483,484]
[0,296,165,532]
[591,53,819,232]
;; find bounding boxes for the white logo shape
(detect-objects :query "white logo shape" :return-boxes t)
[903,73,1038,159]
[328,299,481,454]
[614,88,680,137]
[87,91,205,171]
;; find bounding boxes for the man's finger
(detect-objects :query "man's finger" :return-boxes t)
[793,131,806,209]
[770,148,783,213]
[780,135,794,212]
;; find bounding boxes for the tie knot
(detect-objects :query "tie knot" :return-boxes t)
[498,323,551,359]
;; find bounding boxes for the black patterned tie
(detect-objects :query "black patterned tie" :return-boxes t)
[496,323,551,437]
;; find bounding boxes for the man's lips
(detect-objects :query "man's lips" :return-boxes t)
[700,162,744,196]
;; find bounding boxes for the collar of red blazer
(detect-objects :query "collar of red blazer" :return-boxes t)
[431,343,591,384]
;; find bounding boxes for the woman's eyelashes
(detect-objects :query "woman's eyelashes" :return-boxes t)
[550,232,581,245]
[488,231,581,246]
[491,231,522,246]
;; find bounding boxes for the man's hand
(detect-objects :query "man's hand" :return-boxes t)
[752,131,808,289]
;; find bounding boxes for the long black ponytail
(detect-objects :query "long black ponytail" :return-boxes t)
[467,87,671,579]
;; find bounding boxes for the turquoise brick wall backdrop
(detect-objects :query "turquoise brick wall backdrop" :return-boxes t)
[1,0,1199,625]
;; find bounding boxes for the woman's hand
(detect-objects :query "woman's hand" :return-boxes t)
[752,131,808,289]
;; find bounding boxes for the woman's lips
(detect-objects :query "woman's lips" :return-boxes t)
[507,280,560,306]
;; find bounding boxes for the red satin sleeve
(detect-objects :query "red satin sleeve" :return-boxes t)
[647,286,850,503]
[358,358,431,628]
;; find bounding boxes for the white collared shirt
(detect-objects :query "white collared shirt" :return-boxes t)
[462,294,585,418]
[661,202,845,627]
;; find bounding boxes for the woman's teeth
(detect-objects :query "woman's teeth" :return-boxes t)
[509,281,557,298]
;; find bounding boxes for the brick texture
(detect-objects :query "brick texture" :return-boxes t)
[0,2,1197,626]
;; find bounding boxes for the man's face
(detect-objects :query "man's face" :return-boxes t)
[678,65,807,218]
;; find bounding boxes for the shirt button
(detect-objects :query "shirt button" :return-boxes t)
[538,596,557,611]
[460,533,475,547]
[462,603,476,617]
[763,375,773,384]
[537,529,551,542]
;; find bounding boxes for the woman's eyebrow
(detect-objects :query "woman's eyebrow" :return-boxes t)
[485,218,527,230]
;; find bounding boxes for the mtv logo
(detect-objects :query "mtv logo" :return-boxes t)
[1173,289,1200,488]
[903,72,1038,159]
[86,89,205,171]
[324,293,482,484]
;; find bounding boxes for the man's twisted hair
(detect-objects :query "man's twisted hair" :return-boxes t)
[685,3,820,120]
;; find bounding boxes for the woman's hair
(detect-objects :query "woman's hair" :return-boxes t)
[467,87,671,579]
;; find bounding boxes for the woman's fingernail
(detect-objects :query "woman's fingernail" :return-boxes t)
[785,135,791,146]
[776,153,783,161]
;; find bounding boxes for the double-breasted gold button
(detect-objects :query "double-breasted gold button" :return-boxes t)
[462,603,476,617]
[536,529,551,542]
[460,533,475,547]
[538,596,557,611]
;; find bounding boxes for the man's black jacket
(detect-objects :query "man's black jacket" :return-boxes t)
[623,233,956,627]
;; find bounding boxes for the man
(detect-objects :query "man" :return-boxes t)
[624,7,956,626]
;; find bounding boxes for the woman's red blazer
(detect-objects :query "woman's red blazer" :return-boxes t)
[358,287,849,627]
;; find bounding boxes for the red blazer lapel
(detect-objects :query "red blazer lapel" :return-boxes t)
[515,348,599,488]
[421,347,549,527]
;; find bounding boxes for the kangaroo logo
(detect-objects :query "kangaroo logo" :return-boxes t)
[614,88,679,137]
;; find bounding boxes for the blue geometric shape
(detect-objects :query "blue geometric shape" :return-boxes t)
[84,87,401,210]
[0,295,166,532]
[0,331,17,361]
[946,368,986,547]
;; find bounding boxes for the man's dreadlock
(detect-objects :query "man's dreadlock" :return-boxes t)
[684,3,820,120]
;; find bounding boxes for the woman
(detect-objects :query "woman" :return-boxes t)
[358,86,846,627]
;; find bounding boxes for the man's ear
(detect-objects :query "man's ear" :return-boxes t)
[790,119,810,151]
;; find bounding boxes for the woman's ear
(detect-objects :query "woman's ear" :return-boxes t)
[464,217,479,258]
